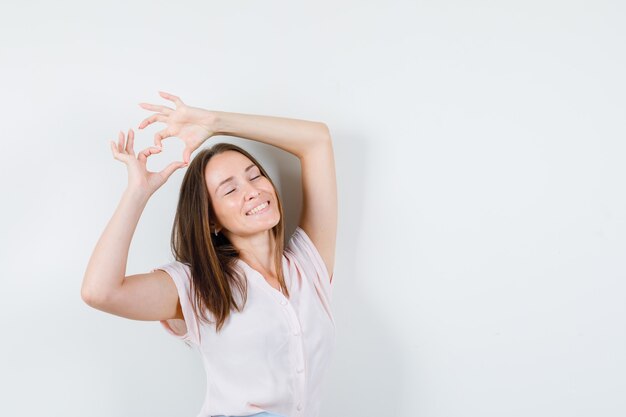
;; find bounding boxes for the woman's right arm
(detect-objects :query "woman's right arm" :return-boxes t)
[81,129,187,321]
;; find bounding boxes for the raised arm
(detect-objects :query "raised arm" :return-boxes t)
[81,129,187,320]
[138,92,338,279]
[212,112,338,280]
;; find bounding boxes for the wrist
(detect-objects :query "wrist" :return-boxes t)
[194,108,217,133]
[210,110,229,135]
[123,187,151,204]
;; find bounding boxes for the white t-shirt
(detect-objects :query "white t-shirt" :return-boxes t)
[153,226,336,417]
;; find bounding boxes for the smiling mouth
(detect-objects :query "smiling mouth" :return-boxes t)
[246,201,270,216]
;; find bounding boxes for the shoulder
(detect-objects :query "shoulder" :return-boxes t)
[285,226,333,284]
[152,261,193,288]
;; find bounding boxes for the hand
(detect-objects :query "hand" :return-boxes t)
[110,128,188,197]
[138,91,217,163]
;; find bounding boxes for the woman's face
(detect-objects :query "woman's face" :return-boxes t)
[205,150,280,237]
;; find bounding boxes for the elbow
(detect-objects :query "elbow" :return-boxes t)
[298,123,332,160]
[319,122,332,142]
[80,282,105,307]
[81,286,97,307]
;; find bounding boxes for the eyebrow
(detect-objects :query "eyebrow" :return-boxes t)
[215,164,257,194]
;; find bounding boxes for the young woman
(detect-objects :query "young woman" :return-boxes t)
[81,92,338,417]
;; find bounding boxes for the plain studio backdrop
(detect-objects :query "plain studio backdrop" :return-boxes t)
[0,1,624,416]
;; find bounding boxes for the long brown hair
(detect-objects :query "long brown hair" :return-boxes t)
[170,143,288,334]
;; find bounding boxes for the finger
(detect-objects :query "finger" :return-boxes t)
[182,146,193,164]
[154,128,172,148]
[138,113,167,130]
[110,140,119,159]
[138,102,174,114]
[118,131,125,153]
[137,146,162,163]
[110,139,128,163]
[158,91,184,107]
[126,129,135,156]
[159,160,189,181]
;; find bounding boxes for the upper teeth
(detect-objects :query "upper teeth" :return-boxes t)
[247,202,268,215]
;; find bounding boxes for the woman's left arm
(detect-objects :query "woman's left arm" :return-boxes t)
[212,111,330,158]
[139,92,337,278]
[213,111,337,281]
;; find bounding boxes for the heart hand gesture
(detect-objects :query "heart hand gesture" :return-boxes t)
[138,91,217,163]
[110,129,188,197]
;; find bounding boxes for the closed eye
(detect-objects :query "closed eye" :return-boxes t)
[225,175,262,195]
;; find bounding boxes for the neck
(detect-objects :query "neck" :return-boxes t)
[230,228,277,275]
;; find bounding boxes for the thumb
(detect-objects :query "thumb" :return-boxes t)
[182,147,193,164]
[159,160,189,181]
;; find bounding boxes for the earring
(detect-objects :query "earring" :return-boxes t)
[214,229,219,236]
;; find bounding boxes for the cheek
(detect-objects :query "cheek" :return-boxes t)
[220,198,237,213]
[212,199,231,217]
[222,199,242,215]
[262,180,276,193]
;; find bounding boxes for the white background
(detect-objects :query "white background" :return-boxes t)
[1,1,624,416]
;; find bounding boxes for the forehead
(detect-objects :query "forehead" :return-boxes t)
[205,151,256,185]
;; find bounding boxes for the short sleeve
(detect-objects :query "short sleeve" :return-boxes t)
[151,261,201,346]
[286,226,333,302]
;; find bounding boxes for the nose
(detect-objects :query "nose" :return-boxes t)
[244,186,261,200]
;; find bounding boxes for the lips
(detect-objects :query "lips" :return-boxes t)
[245,200,270,215]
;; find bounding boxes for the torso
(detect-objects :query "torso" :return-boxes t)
[264,276,282,292]
[259,273,286,296]
[239,258,285,295]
